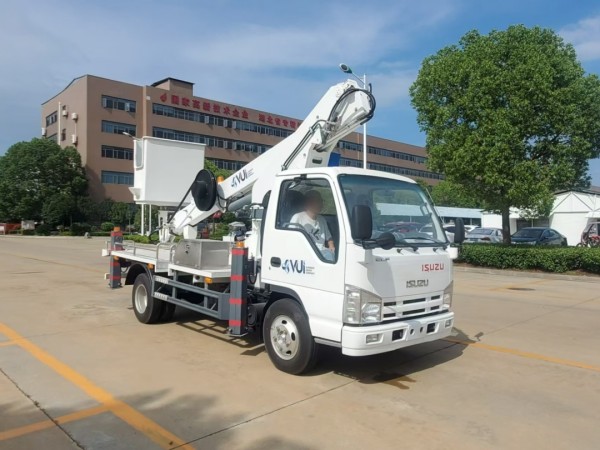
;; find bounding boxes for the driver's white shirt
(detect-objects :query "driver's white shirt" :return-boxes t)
[290,211,332,250]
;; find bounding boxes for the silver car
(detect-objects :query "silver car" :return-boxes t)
[465,227,503,243]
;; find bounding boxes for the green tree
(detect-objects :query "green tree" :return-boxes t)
[110,201,133,227]
[0,139,87,221]
[204,159,232,180]
[430,180,481,208]
[410,25,600,242]
[41,192,77,226]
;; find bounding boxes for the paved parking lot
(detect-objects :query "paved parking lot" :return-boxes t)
[1,236,599,449]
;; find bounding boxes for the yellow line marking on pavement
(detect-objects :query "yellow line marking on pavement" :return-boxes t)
[0,252,104,274]
[0,341,16,348]
[0,405,108,442]
[0,322,194,450]
[445,337,600,373]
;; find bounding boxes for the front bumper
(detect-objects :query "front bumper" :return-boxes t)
[341,311,454,356]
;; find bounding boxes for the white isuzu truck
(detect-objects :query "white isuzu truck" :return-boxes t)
[104,78,464,374]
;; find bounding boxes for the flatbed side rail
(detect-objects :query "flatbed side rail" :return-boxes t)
[104,239,175,272]
[153,273,230,320]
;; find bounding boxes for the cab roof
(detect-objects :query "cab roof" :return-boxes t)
[275,166,418,184]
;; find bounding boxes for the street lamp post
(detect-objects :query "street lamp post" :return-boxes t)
[339,64,368,169]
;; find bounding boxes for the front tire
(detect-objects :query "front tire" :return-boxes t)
[132,273,162,324]
[263,298,318,375]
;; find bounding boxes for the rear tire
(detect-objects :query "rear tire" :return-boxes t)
[132,273,162,324]
[263,298,318,375]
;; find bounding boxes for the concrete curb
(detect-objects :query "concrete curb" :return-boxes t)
[454,265,600,282]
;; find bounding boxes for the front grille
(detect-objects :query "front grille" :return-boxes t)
[382,294,444,321]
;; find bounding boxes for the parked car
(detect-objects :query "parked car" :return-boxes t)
[464,225,479,233]
[511,227,567,246]
[465,227,503,243]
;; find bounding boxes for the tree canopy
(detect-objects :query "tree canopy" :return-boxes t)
[0,139,88,222]
[430,180,481,208]
[410,25,600,242]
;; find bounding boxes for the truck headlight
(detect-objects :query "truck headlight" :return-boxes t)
[443,281,453,309]
[344,285,382,324]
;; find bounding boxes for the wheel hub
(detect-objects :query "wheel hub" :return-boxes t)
[134,284,148,313]
[270,315,299,360]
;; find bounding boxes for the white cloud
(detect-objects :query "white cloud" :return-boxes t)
[560,15,600,61]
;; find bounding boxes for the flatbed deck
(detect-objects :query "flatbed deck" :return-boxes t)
[106,239,232,279]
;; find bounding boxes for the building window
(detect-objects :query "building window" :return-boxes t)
[339,158,442,180]
[101,170,134,185]
[152,127,270,154]
[46,111,57,126]
[152,103,293,138]
[234,120,292,138]
[206,158,246,172]
[102,95,136,112]
[61,129,66,142]
[102,121,136,135]
[101,145,133,160]
[338,140,427,164]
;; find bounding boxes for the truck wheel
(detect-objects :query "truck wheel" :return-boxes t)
[132,273,162,324]
[263,298,318,375]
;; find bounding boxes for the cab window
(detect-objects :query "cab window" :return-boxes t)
[276,178,339,263]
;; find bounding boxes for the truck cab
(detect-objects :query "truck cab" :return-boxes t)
[259,167,455,372]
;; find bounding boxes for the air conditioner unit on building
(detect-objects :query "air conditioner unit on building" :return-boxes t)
[124,103,131,112]
[71,112,78,121]
[71,134,78,144]
[41,127,46,137]
[62,109,68,117]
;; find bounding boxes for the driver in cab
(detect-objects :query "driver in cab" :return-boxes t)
[291,190,335,261]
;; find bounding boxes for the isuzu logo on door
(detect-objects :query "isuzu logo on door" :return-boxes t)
[406,279,429,288]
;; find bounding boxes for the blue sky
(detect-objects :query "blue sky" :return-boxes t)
[2,0,600,182]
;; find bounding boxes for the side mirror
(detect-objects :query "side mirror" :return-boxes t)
[453,218,465,244]
[376,232,395,250]
[351,204,372,240]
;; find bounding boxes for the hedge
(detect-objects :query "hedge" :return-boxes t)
[459,244,600,274]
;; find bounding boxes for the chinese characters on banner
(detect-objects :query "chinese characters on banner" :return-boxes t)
[158,92,298,129]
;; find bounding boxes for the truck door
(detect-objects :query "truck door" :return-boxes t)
[262,175,346,342]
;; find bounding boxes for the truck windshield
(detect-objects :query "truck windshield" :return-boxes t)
[338,174,447,246]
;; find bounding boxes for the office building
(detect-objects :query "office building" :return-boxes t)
[41,75,441,202]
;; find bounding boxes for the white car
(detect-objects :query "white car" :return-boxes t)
[465,227,503,243]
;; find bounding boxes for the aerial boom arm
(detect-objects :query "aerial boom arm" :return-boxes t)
[166,79,375,240]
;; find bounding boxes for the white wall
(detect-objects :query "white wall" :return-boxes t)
[481,213,518,234]
[549,212,585,246]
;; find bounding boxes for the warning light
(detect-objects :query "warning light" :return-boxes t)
[217,176,225,183]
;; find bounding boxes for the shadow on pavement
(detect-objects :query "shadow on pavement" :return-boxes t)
[171,305,481,388]
[0,388,316,449]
